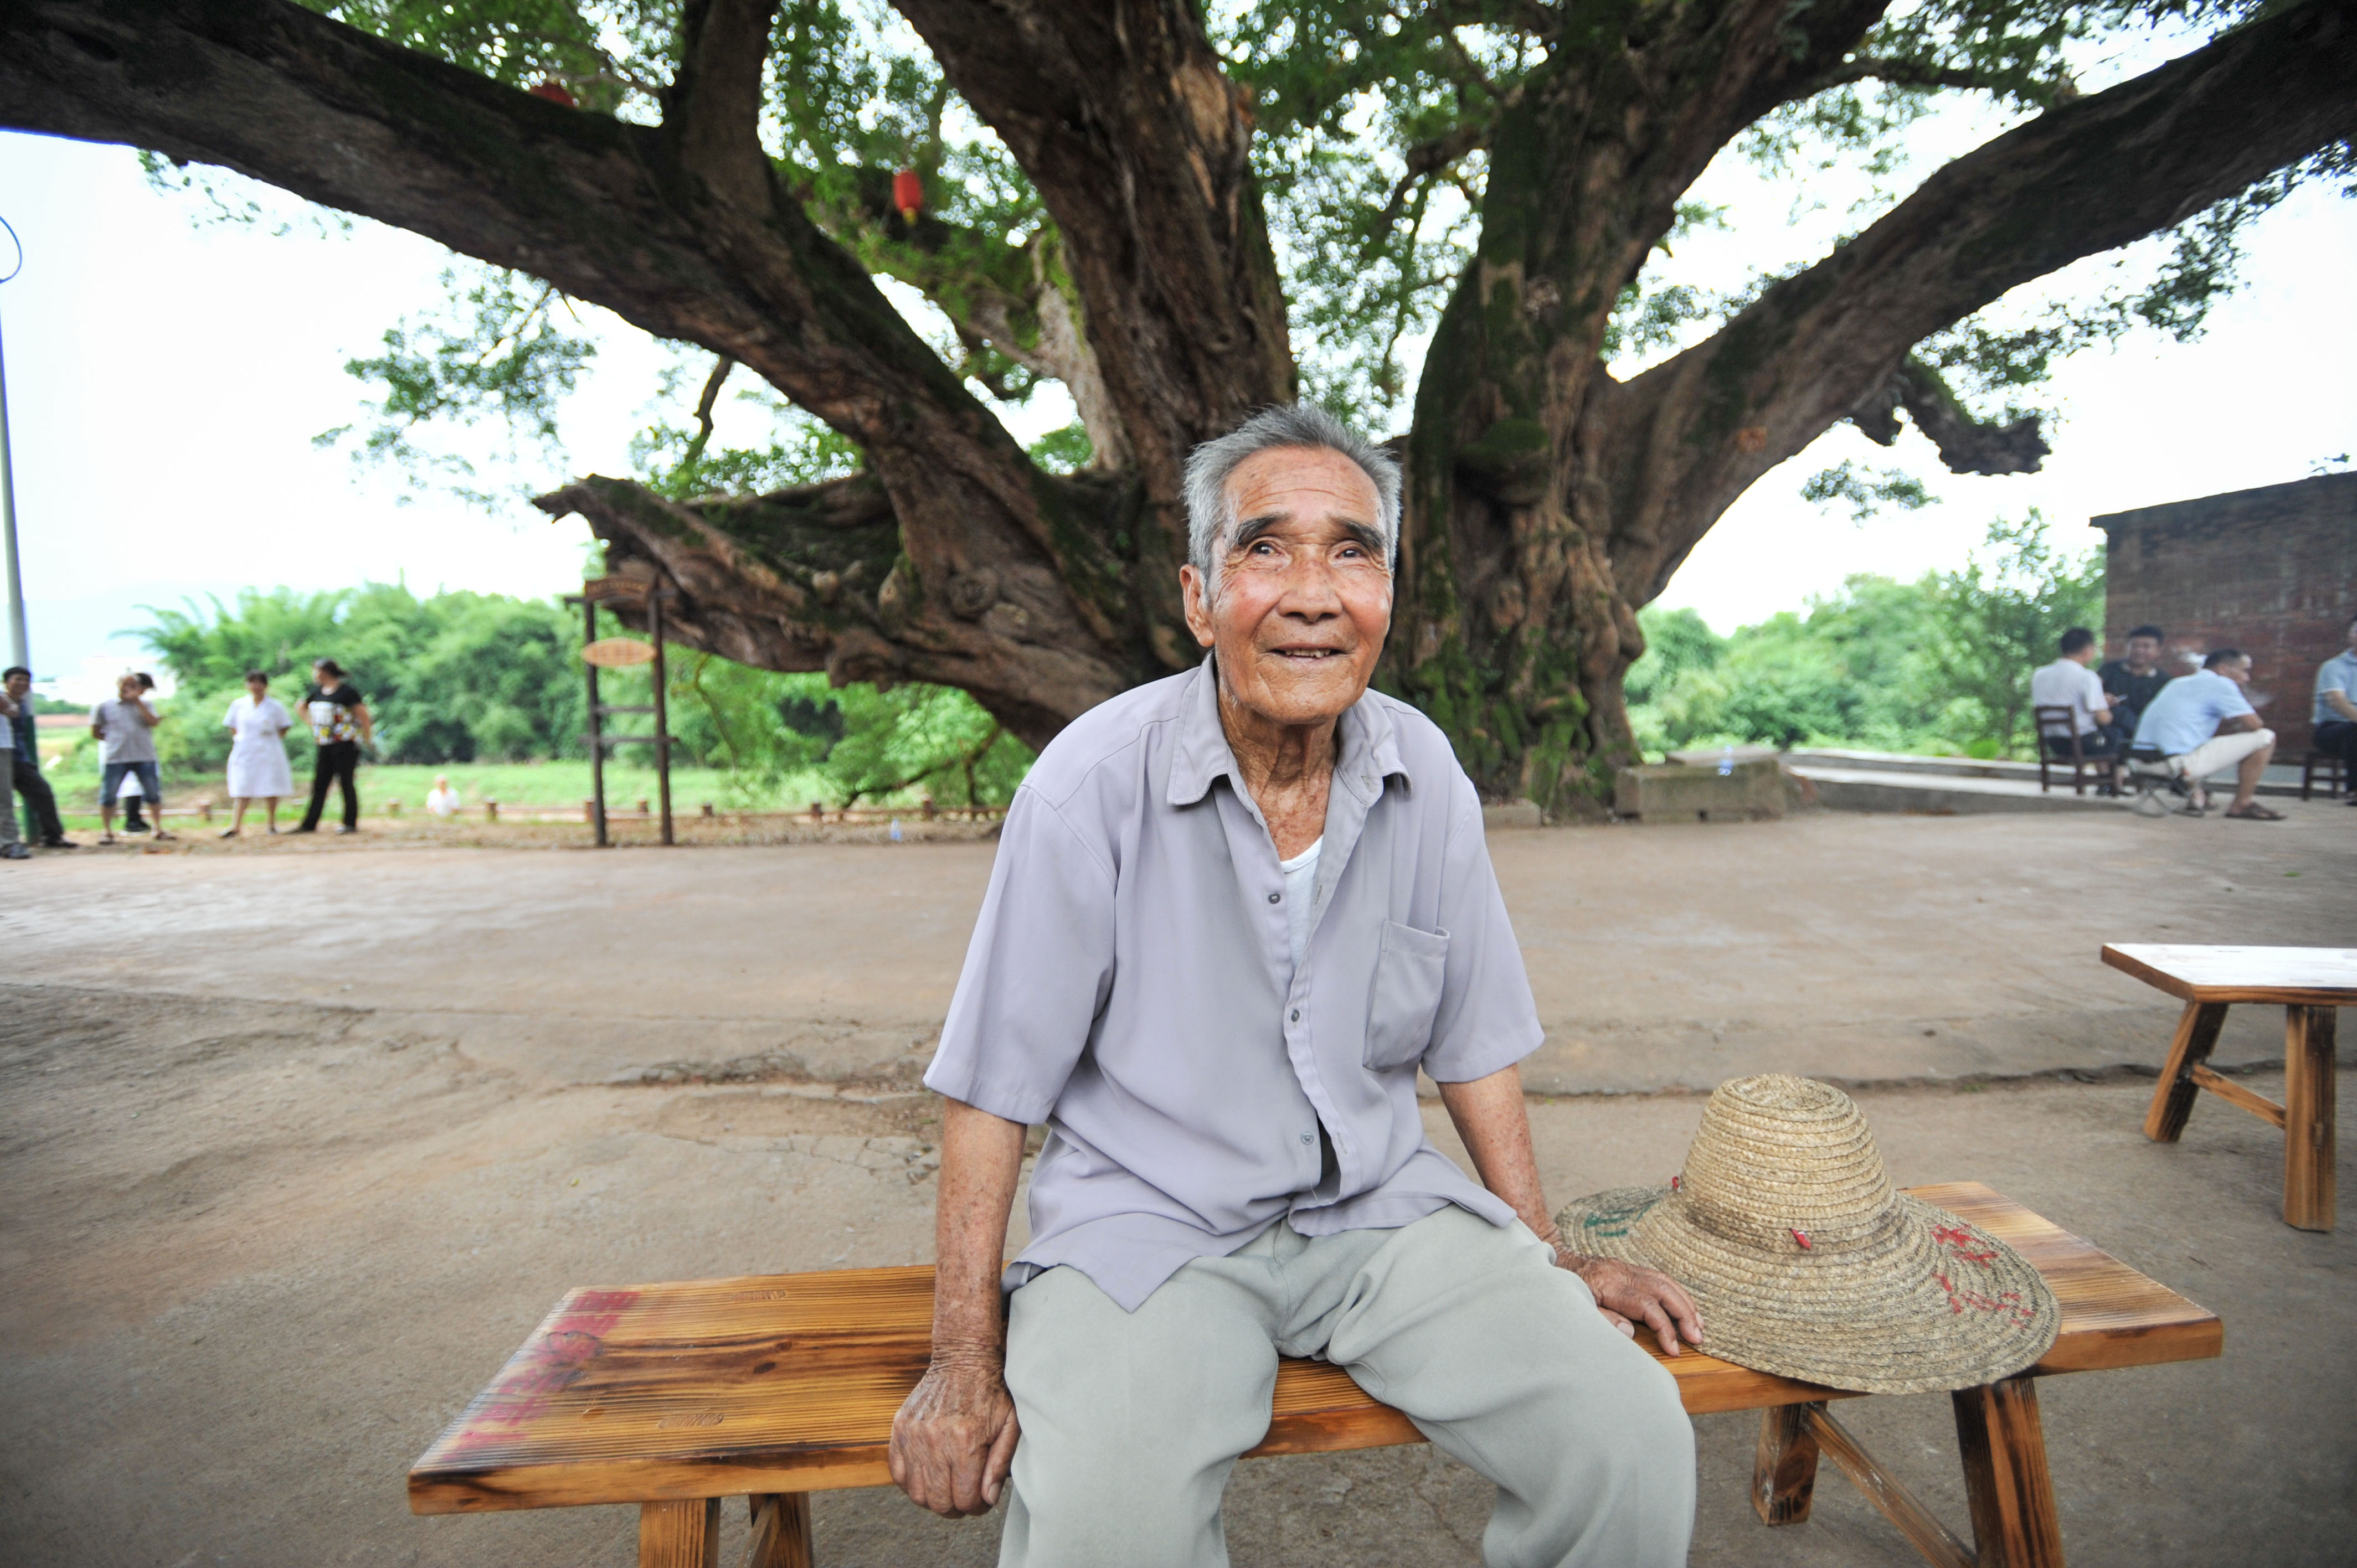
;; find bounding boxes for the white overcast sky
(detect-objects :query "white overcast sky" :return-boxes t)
[1,45,2350,700]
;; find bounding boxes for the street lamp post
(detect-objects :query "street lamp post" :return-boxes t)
[0,214,24,674]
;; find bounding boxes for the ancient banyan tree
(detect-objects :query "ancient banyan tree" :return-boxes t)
[6,0,2351,808]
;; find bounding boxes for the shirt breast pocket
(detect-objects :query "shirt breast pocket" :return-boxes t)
[1364,921,1450,1071]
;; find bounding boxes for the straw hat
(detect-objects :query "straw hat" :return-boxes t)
[1554,1074,2058,1395]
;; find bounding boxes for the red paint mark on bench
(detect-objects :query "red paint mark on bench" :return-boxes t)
[445,1291,642,1452]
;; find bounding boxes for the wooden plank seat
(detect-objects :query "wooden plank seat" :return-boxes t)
[409,1183,2220,1568]
[2105,943,2355,1232]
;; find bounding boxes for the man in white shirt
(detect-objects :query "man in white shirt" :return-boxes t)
[2132,649,2279,819]
[2029,628,2123,788]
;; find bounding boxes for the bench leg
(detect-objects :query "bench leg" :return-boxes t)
[640,1498,721,1568]
[1952,1377,2065,1568]
[2144,1002,2229,1142]
[1752,1402,1821,1524]
[1810,1406,1975,1568]
[2284,1006,2338,1232]
[748,1493,815,1568]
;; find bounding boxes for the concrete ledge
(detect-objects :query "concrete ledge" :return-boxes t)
[1615,758,1786,822]
[1788,765,2126,815]
[1481,799,1545,831]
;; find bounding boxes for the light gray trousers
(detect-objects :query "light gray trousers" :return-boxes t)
[997,1205,1695,1568]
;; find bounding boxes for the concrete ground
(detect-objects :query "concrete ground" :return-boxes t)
[8,804,2349,1094]
[1,807,2351,1566]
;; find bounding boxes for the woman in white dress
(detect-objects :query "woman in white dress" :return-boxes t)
[223,670,294,836]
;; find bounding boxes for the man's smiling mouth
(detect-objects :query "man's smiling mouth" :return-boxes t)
[1271,647,1347,661]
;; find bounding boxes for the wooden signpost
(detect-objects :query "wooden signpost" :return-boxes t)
[566,576,676,847]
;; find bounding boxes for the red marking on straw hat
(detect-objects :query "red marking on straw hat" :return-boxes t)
[1791,1229,1810,1250]
[1932,1223,1998,1265]
[1669,1174,1681,1191]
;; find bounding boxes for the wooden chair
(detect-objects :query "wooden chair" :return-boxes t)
[409,1183,2219,1568]
[2301,748,2346,800]
[2107,943,2356,1231]
[2032,706,2094,796]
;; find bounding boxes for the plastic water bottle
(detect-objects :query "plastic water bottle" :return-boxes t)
[889,818,903,842]
[1718,744,1735,777]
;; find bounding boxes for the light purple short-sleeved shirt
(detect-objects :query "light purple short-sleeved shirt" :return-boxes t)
[924,657,1544,1311]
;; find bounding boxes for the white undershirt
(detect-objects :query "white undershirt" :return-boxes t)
[1279,837,1322,972]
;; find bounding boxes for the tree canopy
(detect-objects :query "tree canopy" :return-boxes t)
[7,0,2349,808]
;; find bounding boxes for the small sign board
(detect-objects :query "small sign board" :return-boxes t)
[582,637,657,668]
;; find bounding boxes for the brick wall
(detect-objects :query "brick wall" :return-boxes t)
[2092,473,2356,755]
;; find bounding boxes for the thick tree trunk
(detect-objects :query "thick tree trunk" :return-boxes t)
[4,0,2350,802]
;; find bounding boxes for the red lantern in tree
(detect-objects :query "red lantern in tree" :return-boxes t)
[528,80,577,109]
[893,168,923,224]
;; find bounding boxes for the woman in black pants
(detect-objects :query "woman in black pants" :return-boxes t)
[296,659,374,834]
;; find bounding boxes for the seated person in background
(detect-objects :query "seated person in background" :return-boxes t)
[426,775,462,817]
[2131,649,2280,820]
[2031,627,2124,785]
[2096,624,2171,734]
[2312,615,2357,806]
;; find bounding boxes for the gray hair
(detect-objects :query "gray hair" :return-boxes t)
[1182,404,1402,587]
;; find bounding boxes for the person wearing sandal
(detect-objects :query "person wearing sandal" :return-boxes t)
[2130,648,2282,821]
[91,673,176,845]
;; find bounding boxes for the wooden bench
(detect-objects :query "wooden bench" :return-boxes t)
[409,1183,2219,1568]
[2107,943,2353,1232]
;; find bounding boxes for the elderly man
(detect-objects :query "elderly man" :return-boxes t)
[2132,648,2279,819]
[891,406,1700,1568]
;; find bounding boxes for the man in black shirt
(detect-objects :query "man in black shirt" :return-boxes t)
[296,658,374,834]
[3,667,75,847]
[2096,625,2173,737]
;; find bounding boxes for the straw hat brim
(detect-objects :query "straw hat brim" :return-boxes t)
[1556,1184,2060,1396]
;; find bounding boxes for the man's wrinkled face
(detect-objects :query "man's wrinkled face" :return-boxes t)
[1181,446,1392,729]
[2126,635,2160,669]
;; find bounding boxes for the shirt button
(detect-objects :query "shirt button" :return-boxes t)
[1268,891,1282,904]
[1289,1009,1300,1022]
[1301,1133,1314,1144]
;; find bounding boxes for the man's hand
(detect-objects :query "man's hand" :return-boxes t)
[889,1353,1020,1517]
[1560,1251,1705,1358]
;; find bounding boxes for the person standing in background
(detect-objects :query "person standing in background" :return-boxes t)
[4,667,75,848]
[120,674,161,833]
[90,673,173,845]
[222,670,295,837]
[0,678,30,860]
[296,659,372,834]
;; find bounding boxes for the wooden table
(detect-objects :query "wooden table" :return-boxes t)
[2105,943,2354,1231]
[409,1183,2219,1568]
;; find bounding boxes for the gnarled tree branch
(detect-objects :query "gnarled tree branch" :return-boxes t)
[1612,0,2357,597]
[892,0,1295,517]
[666,0,781,209]
[1846,358,2049,477]
[539,472,1132,746]
[0,0,1152,735]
